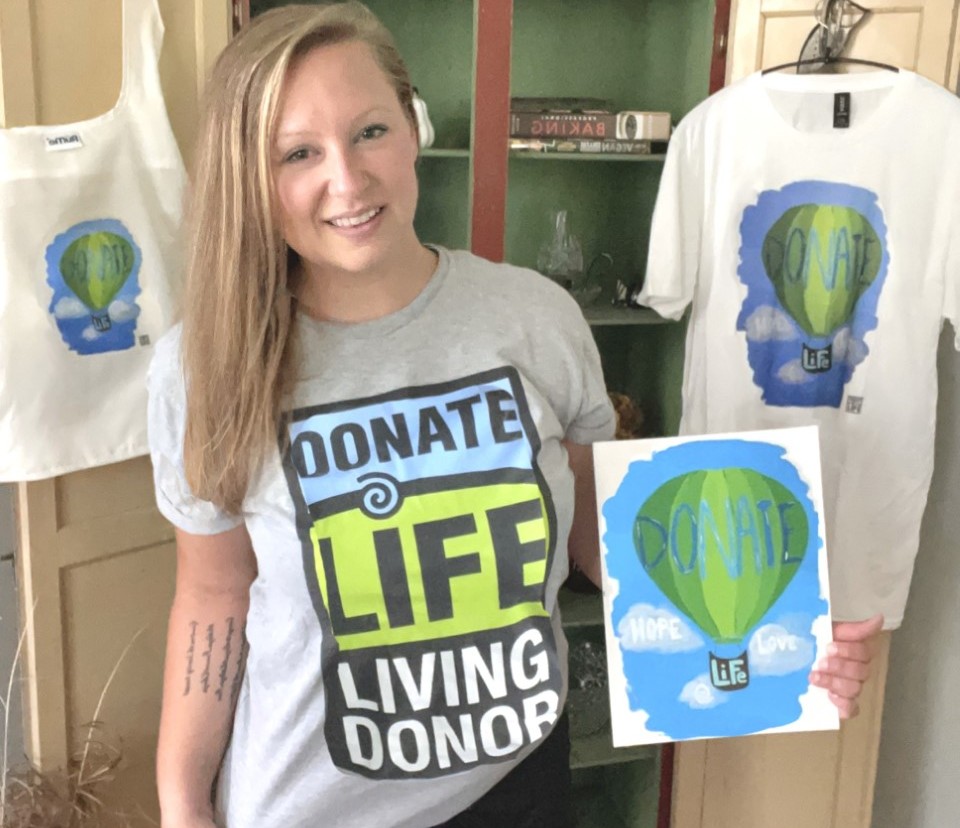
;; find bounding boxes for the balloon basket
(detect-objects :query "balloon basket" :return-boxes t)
[801,342,832,373]
[92,312,112,332]
[709,649,750,691]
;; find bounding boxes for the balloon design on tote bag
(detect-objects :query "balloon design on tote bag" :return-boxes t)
[44,218,143,355]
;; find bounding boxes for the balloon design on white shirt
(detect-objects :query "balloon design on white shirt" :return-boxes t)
[761,204,881,340]
[736,180,890,408]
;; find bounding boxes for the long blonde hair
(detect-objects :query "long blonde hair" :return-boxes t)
[182,2,417,512]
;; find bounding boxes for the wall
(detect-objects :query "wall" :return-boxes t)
[873,331,960,828]
[0,484,23,770]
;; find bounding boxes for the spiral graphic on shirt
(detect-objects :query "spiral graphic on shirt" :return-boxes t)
[356,472,402,518]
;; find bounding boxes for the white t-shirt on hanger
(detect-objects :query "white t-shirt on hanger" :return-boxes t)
[640,69,960,628]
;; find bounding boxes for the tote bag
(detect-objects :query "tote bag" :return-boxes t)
[0,0,186,480]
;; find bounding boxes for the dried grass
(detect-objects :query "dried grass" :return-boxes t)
[1,615,150,828]
[1,734,123,828]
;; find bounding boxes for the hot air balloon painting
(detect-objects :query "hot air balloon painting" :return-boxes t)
[45,219,143,355]
[634,467,806,693]
[595,428,838,745]
[737,181,889,408]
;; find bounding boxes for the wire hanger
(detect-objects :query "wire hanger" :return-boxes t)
[762,0,899,75]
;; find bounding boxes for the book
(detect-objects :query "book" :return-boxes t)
[510,110,672,141]
[509,137,667,155]
[509,96,611,113]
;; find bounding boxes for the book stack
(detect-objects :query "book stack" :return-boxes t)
[509,97,671,155]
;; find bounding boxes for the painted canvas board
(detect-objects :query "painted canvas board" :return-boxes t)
[594,426,838,745]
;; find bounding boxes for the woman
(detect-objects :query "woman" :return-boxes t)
[148,4,879,827]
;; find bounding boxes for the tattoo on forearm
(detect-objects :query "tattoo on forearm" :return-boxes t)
[215,617,236,701]
[182,617,248,703]
[230,638,248,707]
[201,624,215,693]
[183,621,198,696]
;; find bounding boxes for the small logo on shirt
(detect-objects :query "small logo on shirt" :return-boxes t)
[845,396,864,414]
[45,133,84,152]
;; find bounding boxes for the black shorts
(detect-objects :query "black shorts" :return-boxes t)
[431,715,573,828]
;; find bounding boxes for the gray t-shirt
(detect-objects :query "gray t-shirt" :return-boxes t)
[148,247,615,828]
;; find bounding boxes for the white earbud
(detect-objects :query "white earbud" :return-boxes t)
[412,91,435,149]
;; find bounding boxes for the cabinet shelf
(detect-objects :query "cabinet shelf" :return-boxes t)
[571,726,657,770]
[510,151,667,163]
[583,306,672,327]
[420,147,471,159]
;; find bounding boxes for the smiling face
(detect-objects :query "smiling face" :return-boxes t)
[271,39,422,289]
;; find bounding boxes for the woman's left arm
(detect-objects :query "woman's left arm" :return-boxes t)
[563,440,602,587]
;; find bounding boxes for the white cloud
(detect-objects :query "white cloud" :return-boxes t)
[108,299,139,322]
[748,624,815,676]
[81,326,100,341]
[844,338,868,366]
[617,604,704,654]
[679,673,728,710]
[53,297,88,319]
[832,327,868,368]
[832,327,851,360]
[744,306,797,342]
[777,359,814,385]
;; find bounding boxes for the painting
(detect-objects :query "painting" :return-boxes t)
[594,426,838,745]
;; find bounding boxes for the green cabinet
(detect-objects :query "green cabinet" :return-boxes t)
[356,0,475,251]
[562,588,662,827]
[504,0,715,439]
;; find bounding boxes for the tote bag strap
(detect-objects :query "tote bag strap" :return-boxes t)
[118,0,167,113]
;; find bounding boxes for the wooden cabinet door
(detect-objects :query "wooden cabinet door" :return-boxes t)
[727,0,960,89]
[2,0,232,822]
